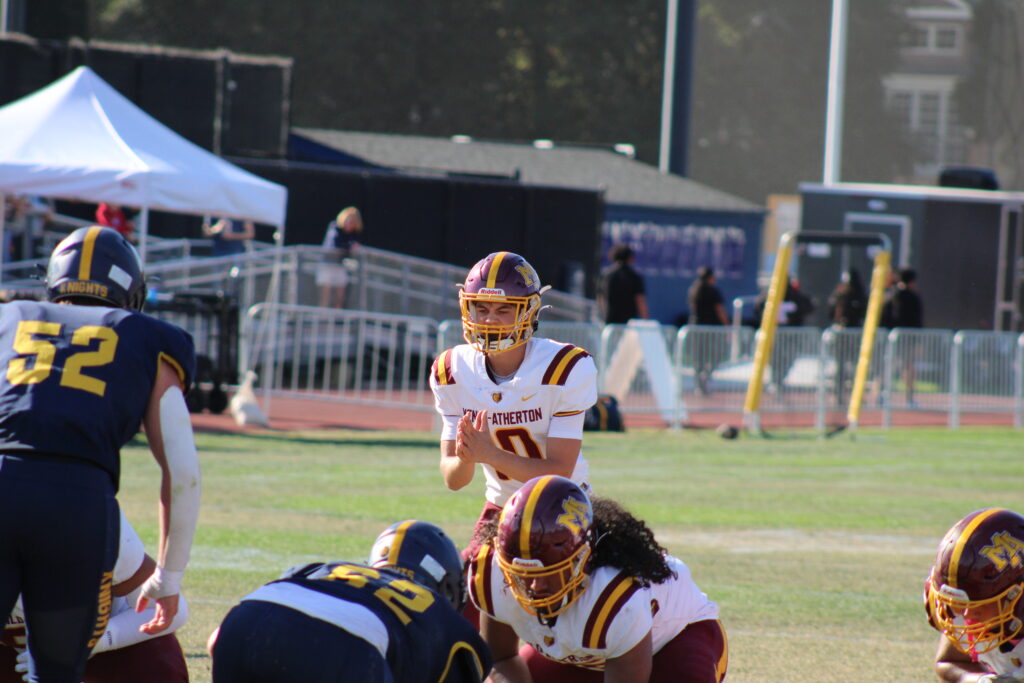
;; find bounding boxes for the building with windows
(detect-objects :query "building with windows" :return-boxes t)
[883,0,972,183]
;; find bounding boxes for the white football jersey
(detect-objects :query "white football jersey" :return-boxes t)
[977,636,1024,675]
[431,337,598,506]
[5,510,145,645]
[469,549,719,670]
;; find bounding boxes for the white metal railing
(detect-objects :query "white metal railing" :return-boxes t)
[243,303,439,412]
[3,236,599,323]
[236,305,1024,430]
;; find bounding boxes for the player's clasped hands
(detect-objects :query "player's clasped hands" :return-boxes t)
[456,410,493,464]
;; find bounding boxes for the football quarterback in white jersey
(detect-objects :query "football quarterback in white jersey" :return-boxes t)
[1,510,190,682]
[430,252,598,563]
[469,475,728,683]
[926,508,1024,683]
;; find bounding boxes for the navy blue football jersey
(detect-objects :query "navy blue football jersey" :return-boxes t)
[257,562,491,682]
[0,300,195,485]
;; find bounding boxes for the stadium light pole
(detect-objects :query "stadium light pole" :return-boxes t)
[658,0,697,176]
[823,0,849,186]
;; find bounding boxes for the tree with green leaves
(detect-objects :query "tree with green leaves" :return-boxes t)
[86,0,913,203]
[688,1,913,202]
[956,0,1024,190]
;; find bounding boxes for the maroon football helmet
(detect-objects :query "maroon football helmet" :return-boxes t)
[494,475,593,618]
[925,508,1024,656]
[459,252,548,353]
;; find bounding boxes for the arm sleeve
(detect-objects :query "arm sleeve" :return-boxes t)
[157,386,201,575]
[112,512,146,586]
[91,593,190,655]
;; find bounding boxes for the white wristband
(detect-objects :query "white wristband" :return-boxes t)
[140,566,183,600]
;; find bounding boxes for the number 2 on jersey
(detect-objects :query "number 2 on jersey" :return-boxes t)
[6,320,119,397]
[326,564,435,625]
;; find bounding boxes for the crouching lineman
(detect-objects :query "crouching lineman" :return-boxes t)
[210,520,492,682]
[470,475,728,683]
[925,508,1024,682]
[0,510,189,682]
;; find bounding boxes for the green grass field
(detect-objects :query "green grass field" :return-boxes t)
[116,425,1024,682]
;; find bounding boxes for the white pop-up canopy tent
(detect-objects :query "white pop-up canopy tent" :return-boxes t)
[0,65,288,266]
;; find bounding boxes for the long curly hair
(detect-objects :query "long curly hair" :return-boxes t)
[475,495,675,587]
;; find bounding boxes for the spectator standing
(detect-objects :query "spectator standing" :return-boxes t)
[2,197,26,263]
[687,266,729,326]
[687,266,729,395]
[754,277,815,392]
[203,217,255,258]
[95,203,135,242]
[827,268,866,329]
[889,268,924,406]
[316,206,363,308]
[20,196,53,260]
[598,244,648,324]
[827,268,867,404]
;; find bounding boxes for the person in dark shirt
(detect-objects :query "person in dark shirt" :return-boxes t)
[687,266,729,327]
[889,268,924,406]
[754,277,815,392]
[687,266,729,395]
[210,520,492,683]
[0,226,199,682]
[827,268,866,329]
[203,217,255,258]
[889,268,923,329]
[826,269,867,404]
[598,244,648,324]
[317,206,363,308]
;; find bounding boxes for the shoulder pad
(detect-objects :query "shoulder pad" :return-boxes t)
[467,544,497,617]
[432,348,457,386]
[542,344,591,386]
[278,562,328,580]
[581,571,641,650]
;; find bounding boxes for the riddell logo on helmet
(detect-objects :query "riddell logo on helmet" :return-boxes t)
[479,287,505,296]
[937,584,970,601]
[59,282,109,297]
[512,558,544,569]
